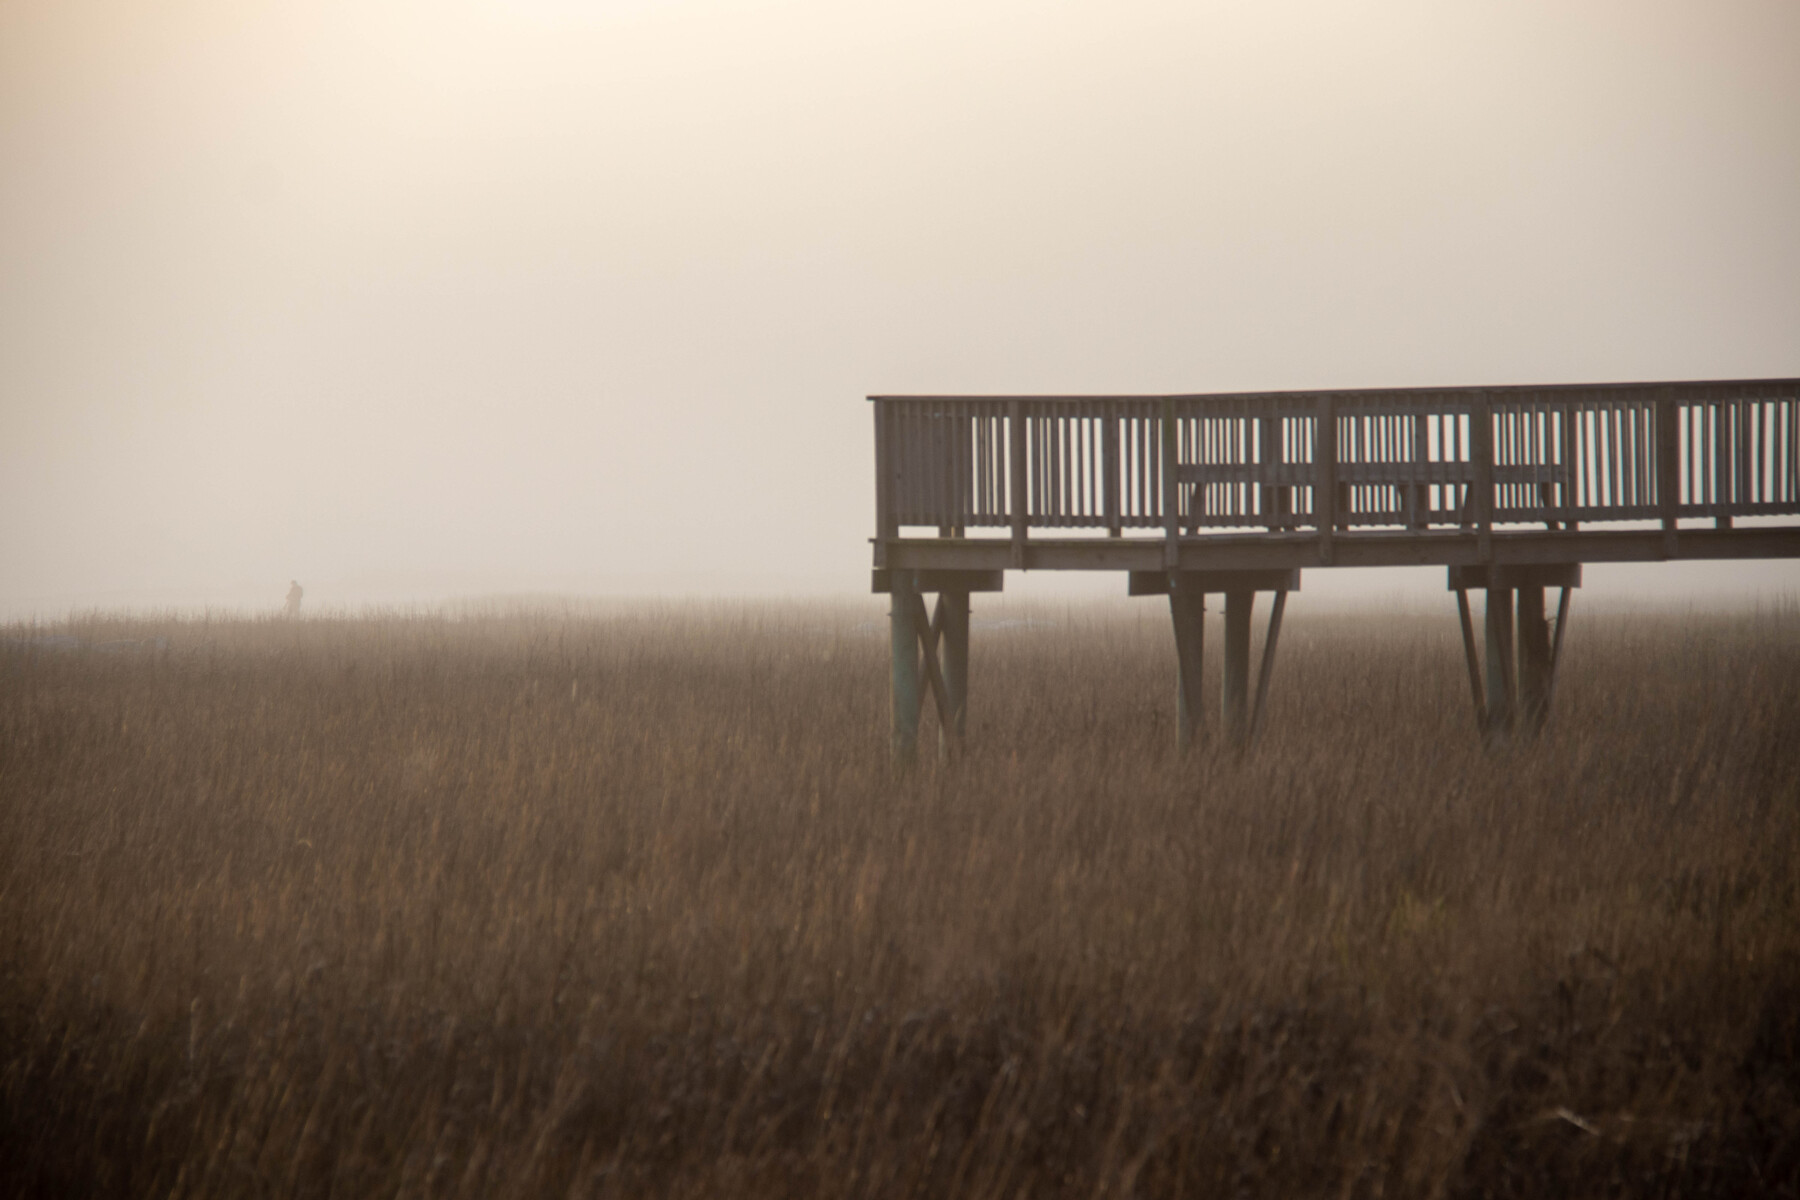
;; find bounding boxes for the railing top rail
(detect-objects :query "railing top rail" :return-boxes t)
[869,378,1800,405]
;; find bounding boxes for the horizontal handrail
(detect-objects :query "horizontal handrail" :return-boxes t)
[871,381,1800,562]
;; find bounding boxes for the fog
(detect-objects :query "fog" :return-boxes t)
[4,0,1798,615]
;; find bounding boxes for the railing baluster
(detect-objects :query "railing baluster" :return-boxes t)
[1614,399,1626,512]
[1161,400,1178,567]
[1038,412,1050,526]
[1557,397,1572,526]
[1104,409,1121,535]
[1032,413,1043,524]
[1633,397,1647,512]
[1317,395,1337,560]
[1778,390,1792,503]
[1077,412,1085,522]
[1057,411,1069,524]
[1473,393,1492,558]
[1658,390,1678,554]
[926,402,942,530]
[1721,399,1736,509]
[1007,402,1024,565]
[1736,395,1749,509]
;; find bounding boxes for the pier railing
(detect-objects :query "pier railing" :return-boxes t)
[872,381,1800,553]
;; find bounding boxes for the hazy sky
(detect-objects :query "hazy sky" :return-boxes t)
[4,0,1798,612]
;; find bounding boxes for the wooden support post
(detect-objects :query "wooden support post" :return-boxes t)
[1483,586,1514,745]
[1137,568,1301,749]
[937,589,970,757]
[1516,586,1552,734]
[1546,585,1573,718]
[1223,589,1254,746]
[1449,564,1580,743]
[889,571,921,763]
[1454,588,1488,733]
[1249,589,1287,743]
[1168,579,1206,751]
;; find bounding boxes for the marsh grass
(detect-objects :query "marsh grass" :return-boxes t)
[2,602,1798,1197]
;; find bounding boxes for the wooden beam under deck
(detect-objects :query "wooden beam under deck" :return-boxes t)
[881,527,1800,574]
[1128,568,1301,596]
[871,568,1005,594]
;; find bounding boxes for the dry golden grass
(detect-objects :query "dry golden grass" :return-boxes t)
[2,601,1798,1197]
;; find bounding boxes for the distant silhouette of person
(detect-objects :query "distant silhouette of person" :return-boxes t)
[284,580,304,617]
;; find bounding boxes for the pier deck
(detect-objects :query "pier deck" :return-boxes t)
[869,380,1800,758]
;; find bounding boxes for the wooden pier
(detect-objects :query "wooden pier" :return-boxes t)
[870,379,1800,759]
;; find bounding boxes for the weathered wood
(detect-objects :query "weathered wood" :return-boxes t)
[1168,580,1206,751]
[1261,415,1283,530]
[1455,588,1488,733]
[1128,569,1302,596]
[1473,392,1493,562]
[908,591,958,756]
[1484,587,1514,744]
[938,589,970,753]
[1545,584,1573,719]
[869,383,1800,756]
[882,527,1800,574]
[1249,588,1287,743]
[1558,401,1576,529]
[1620,406,1634,514]
[889,571,921,763]
[1409,412,1427,530]
[871,569,1004,594]
[1009,400,1027,568]
[1516,586,1552,734]
[1104,414,1122,537]
[1223,590,1253,746]
[873,402,894,567]
[1657,392,1679,557]
[1317,394,1337,563]
[1162,399,1180,568]
[874,381,1799,541]
[1447,564,1582,591]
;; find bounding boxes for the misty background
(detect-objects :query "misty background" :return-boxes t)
[3,0,1798,616]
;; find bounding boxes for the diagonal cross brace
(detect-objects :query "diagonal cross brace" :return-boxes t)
[1455,588,1488,733]
[908,592,963,752]
[1247,589,1288,744]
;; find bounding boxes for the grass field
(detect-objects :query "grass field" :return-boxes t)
[3,601,1798,1197]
